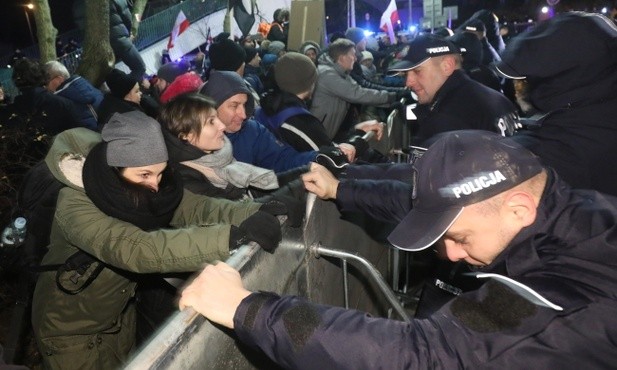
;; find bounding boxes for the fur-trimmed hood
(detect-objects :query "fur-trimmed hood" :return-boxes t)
[44,128,102,190]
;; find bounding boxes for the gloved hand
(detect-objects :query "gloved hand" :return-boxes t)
[395,89,414,103]
[276,165,310,187]
[256,194,305,227]
[316,146,349,178]
[229,211,282,253]
[346,135,369,158]
[258,199,288,216]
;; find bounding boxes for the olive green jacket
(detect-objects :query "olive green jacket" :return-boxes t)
[32,128,260,365]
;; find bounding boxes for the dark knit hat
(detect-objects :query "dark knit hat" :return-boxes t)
[344,27,366,44]
[209,39,246,71]
[274,52,317,95]
[102,111,168,167]
[244,47,258,63]
[200,70,254,115]
[388,130,542,252]
[106,68,138,99]
[157,61,190,83]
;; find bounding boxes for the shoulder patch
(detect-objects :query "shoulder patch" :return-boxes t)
[451,280,537,332]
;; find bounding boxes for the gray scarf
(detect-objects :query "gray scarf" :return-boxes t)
[182,136,278,190]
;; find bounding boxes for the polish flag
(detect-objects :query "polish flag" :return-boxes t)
[380,0,399,44]
[168,10,190,51]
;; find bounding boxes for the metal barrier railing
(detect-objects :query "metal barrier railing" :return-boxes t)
[311,242,411,323]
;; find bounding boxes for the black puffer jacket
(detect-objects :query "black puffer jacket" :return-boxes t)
[109,0,133,40]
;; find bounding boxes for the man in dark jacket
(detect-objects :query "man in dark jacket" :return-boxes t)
[44,61,102,131]
[494,11,617,197]
[10,58,82,136]
[388,34,519,146]
[180,130,617,369]
[257,52,383,162]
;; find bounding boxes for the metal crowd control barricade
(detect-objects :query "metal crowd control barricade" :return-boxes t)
[125,196,408,369]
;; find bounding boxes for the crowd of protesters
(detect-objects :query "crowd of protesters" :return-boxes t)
[2,5,617,370]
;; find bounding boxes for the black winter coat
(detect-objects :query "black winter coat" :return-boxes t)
[230,171,617,369]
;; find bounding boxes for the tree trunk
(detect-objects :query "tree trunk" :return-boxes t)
[32,0,58,63]
[132,0,149,37]
[75,0,115,88]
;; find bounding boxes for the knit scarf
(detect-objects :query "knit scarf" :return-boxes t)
[181,136,278,190]
[82,142,183,231]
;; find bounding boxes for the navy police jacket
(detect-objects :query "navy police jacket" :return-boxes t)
[231,170,617,369]
[412,70,519,146]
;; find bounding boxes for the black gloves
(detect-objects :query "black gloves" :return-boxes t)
[346,135,369,158]
[276,165,310,187]
[316,146,349,178]
[229,211,282,253]
[395,89,414,103]
[256,194,305,227]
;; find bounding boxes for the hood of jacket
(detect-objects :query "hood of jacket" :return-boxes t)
[495,12,617,112]
[45,127,102,190]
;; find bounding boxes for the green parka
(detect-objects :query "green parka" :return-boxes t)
[31,128,261,369]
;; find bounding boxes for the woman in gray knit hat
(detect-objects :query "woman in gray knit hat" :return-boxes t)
[31,111,286,370]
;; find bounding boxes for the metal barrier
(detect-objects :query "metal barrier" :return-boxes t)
[125,197,403,369]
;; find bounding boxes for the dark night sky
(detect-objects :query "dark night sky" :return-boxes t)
[0,0,76,57]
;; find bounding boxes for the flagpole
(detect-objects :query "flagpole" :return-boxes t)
[350,0,356,27]
[409,0,412,28]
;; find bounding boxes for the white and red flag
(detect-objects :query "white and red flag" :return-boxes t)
[380,0,399,44]
[168,10,190,60]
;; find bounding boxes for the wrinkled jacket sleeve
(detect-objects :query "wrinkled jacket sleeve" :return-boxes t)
[53,188,260,273]
[233,293,450,370]
[234,120,317,173]
[319,69,396,106]
[336,179,412,223]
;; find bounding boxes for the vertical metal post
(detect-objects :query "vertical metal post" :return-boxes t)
[342,259,350,309]
[350,0,356,27]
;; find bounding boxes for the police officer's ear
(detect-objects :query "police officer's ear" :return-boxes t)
[440,54,458,77]
[503,190,537,228]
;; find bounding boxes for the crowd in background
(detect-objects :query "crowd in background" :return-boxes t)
[2,4,617,369]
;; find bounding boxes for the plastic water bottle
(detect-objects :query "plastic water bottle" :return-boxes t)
[1,217,27,247]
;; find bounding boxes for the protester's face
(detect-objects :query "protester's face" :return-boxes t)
[155,79,169,94]
[404,57,449,104]
[125,83,142,104]
[217,93,248,133]
[304,49,317,63]
[436,201,518,267]
[121,162,167,193]
[249,54,261,67]
[337,48,357,72]
[186,109,226,152]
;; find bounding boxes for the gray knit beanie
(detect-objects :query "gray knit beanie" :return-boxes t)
[102,111,168,167]
[274,52,317,95]
[268,41,286,56]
